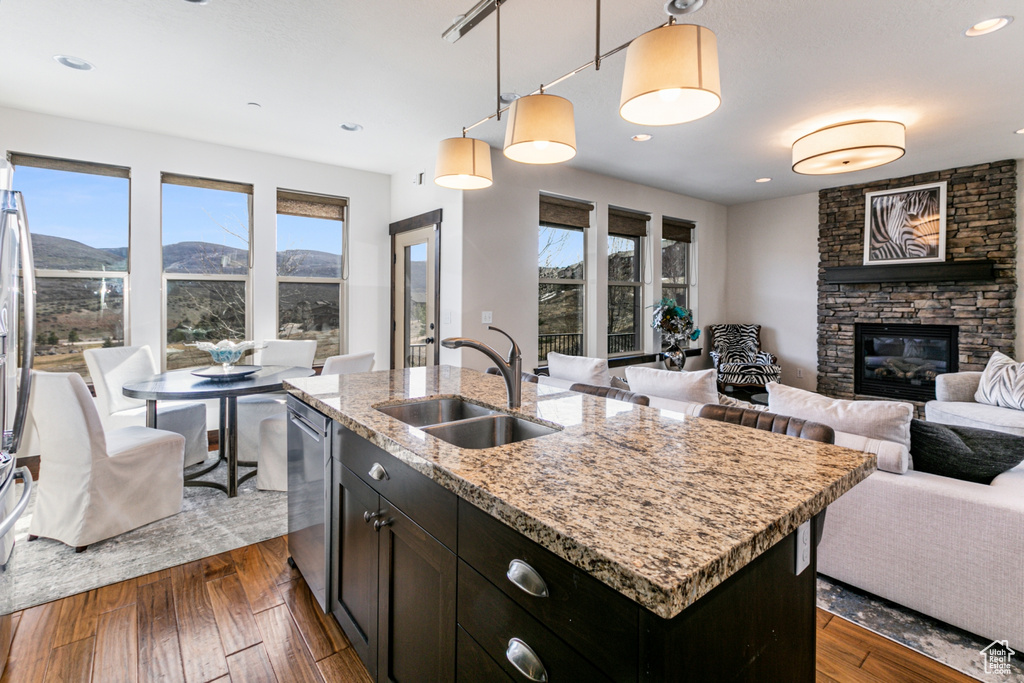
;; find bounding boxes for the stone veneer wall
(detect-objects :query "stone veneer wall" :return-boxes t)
[817,159,1017,404]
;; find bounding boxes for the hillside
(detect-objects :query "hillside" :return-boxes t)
[32,234,126,270]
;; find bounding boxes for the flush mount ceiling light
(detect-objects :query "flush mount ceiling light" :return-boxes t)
[632,133,653,142]
[339,123,363,132]
[965,16,1012,36]
[435,135,493,189]
[503,94,577,164]
[791,120,905,175]
[1016,128,1024,135]
[53,55,94,71]
[619,23,721,126]
[755,177,771,183]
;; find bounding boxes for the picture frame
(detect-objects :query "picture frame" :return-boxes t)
[863,181,947,265]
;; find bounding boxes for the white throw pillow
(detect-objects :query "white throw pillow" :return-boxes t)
[625,366,718,406]
[833,430,910,474]
[547,352,611,386]
[766,382,914,448]
[974,351,1024,411]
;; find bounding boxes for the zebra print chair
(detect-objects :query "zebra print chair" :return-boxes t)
[707,324,782,391]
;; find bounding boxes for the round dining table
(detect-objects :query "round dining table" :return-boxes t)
[122,365,315,497]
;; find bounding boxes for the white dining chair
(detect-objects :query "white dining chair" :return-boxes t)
[236,340,317,466]
[85,345,209,467]
[255,351,375,491]
[27,371,185,552]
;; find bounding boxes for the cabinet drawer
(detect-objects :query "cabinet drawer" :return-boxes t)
[459,560,613,683]
[338,425,457,550]
[457,625,514,683]
[459,500,637,681]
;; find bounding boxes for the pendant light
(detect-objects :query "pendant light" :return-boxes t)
[434,135,493,189]
[619,22,721,126]
[503,93,577,164]
[791,120,905,175]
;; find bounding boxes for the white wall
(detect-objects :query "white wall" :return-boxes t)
[725,193,819,391]
[389,163,464,366]
[459,153,729,372]
[0,106,392,368]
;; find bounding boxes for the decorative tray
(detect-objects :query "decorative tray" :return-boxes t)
[191,364,261,381]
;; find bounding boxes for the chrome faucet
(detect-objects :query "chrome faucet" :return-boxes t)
[442,326,522,408]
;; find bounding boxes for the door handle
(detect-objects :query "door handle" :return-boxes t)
[363,509,384,524]
[424,337,435,344]
[373,518,393,531]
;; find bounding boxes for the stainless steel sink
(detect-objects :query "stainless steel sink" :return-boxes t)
[376,397,498,428]
[421,414,561,449]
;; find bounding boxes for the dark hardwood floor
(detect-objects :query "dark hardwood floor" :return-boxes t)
[1,536,976,682]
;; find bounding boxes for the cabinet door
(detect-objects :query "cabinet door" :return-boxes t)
[378,503,456,683]
[332,463,381,679]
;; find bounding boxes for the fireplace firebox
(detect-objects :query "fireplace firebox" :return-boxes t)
[854,324,959,401]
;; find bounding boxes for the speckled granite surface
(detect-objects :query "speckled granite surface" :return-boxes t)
[286,366,875,619]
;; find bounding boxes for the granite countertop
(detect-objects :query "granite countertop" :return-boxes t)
[285,366,875,620]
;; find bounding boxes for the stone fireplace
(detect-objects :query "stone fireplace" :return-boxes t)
[817,160,1017,411]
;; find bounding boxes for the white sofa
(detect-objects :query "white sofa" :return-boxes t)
[807,374,1024,651]
[925,371,1024,437]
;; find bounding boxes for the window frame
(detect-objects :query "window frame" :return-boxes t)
[10,153,132,381]
[160,173,254,371]
[538,221,587,362]
[275,190,348,366]
[660,236,690,310]
[607,233,644,357]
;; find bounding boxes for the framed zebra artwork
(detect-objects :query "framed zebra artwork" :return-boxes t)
[863,181,947,265]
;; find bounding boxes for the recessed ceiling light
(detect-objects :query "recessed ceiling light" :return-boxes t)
[1016,128,1024,135]
[340,123,363,132]
[183,0,210,4]
[755,177,771,183]
[247,102,261,109]
[965,16,1012,36]
[631,134,653,142]
[53,55,94,71]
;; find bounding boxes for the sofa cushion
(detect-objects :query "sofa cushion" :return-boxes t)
[975,351,1024,411]
[910,419,1024,485]
[766,382,914,448]
[833,430,909,475]
[925,400,1024,437]
[547,352,611,386]
[625,366,718,405]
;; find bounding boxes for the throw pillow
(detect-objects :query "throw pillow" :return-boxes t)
[766,382,914,448]
[910,419,1024,484]
[974,351,1024,411]
[547,352,611,387]
[625,366,719,406]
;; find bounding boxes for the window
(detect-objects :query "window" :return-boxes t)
[277,190,346,365]
[10,154,130,382]
[538,195,592,363]
[607,207,649,355]
[162,174,252,369]
[661,216,694,311]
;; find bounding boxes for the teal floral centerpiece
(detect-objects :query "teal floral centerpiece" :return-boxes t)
[651,297,700,368]
[191,340,262,369]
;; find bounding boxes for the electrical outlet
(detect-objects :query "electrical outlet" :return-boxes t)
[796,368,803,378]
[481,311,493,324]
[444,311,452,325]
[795,521,811,575]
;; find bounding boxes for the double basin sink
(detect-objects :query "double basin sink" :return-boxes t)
[376,397,560,449]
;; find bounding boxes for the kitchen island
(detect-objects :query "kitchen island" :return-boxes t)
[285,366,875,682]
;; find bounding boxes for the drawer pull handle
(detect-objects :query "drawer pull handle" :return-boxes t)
[505,638,547,682]
[373,518,393,531]
[368,463,389,481]
[506,559,549,598]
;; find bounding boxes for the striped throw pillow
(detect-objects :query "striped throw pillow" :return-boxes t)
[974,351,1024,411]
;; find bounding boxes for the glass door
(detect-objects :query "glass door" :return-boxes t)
[392,225,436,369]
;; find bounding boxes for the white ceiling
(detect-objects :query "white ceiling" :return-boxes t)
[1,0,1022,205]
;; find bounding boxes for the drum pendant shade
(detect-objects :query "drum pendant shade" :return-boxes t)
[434,137,493,189]
[619,24,721,126]
[503,94,577,164]
[791,120,906,175]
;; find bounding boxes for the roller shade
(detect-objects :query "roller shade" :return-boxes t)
[663,216,695,242]
[9,152,129,179]
[277,189,347,220]
[608,207,650,237]
[162,173,253,195]
[540,194,593,229]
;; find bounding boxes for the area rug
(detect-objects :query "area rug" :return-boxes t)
[818,575,1024,682]
[0,461,286,615]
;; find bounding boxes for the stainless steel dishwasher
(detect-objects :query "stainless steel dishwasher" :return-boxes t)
[286,395,332,612]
